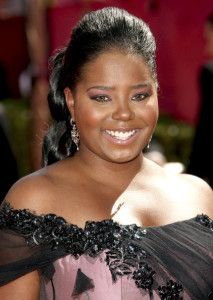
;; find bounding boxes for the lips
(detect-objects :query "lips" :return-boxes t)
[105,129,137,141]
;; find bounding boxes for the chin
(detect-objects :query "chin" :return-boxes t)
[105,151,140,164]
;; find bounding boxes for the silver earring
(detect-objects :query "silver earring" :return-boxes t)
[147,137,152,149]
[70,118,80,150]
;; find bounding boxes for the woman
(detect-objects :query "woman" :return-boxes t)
[0,7,213,300]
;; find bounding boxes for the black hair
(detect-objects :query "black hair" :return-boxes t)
[42,7,158,166]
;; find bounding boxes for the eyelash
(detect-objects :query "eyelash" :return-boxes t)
[131,93,149,101]
[90,93,149,103]
[90,95,111,102]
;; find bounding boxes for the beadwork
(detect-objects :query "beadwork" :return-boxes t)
[0,201,187,299]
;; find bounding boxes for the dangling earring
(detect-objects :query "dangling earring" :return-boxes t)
[147,137,152,149]
[70,118,80,150]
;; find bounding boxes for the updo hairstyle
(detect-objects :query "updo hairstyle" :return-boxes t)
[42,7,157,166]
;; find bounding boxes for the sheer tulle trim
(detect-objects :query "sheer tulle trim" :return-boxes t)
[1,200,213,299]
[72,268,95,298]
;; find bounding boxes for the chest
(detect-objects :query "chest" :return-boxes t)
[54,180,181,228]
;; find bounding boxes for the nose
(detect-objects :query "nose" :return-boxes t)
[111,101,135,121]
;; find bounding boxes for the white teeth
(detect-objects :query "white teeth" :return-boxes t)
[105,130,136,140]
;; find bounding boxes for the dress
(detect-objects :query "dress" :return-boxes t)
[0,201,213,300]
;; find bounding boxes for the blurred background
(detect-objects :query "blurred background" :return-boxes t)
[0,0,213,199]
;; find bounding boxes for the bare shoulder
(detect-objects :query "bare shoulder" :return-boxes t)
[177,173,213,217]
[179,173,212,197]
[2,158,77,216]
[3,167,56,214]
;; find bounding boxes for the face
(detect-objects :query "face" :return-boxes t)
[65,50,158,163]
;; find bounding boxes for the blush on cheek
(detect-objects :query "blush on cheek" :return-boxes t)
[77,108,109,128]
[138,109,158,126]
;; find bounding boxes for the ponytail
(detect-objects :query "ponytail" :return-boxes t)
[42,7,158,166]
[42,50,77,167]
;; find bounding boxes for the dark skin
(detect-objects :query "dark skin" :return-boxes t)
[1,50,213,299]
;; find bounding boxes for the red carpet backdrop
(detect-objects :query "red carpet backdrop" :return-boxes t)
[46,0,213,124]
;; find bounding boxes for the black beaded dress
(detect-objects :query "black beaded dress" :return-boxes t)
[0,201,213,300]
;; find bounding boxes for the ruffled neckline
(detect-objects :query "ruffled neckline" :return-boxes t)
[0,199,203,231]
[1,199,211,231]
[1,200,213,300]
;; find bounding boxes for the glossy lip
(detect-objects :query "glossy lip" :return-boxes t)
[102,128,141,145]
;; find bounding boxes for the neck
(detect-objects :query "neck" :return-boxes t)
[72,150,144,188]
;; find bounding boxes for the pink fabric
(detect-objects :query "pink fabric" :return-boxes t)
[0,201,212,300]
[42,253,193,300]
[43,254,156,300]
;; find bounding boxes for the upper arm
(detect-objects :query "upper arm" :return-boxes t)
[0,271,41,300]
[0,173,52,298]
[3,171,54,214]
[180,174,213,218]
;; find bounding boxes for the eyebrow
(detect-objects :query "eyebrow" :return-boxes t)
[86,83,152,92]
[86,86,113,92]
[130,84,152,89]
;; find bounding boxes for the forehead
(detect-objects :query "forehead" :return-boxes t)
[79,50,154,87]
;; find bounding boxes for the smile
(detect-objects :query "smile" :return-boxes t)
[105,130,136,140]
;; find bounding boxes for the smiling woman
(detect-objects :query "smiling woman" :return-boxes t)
[0,7,213,300]
[64,51,158,163]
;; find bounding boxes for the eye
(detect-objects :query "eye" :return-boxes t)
[131,93,149,101]
[90,95,111,102]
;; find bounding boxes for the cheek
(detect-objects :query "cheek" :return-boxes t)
[75,103,109,130]
[138,102,158,125]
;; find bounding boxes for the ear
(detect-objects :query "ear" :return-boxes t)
[64,87,75,121]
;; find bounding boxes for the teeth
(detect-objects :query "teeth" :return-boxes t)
[105,130,136,140]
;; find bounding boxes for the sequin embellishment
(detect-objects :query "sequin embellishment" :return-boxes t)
[0,202,154,292]
[197,214,213,230]
[158,279,183,300]
[0,201,192,299]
